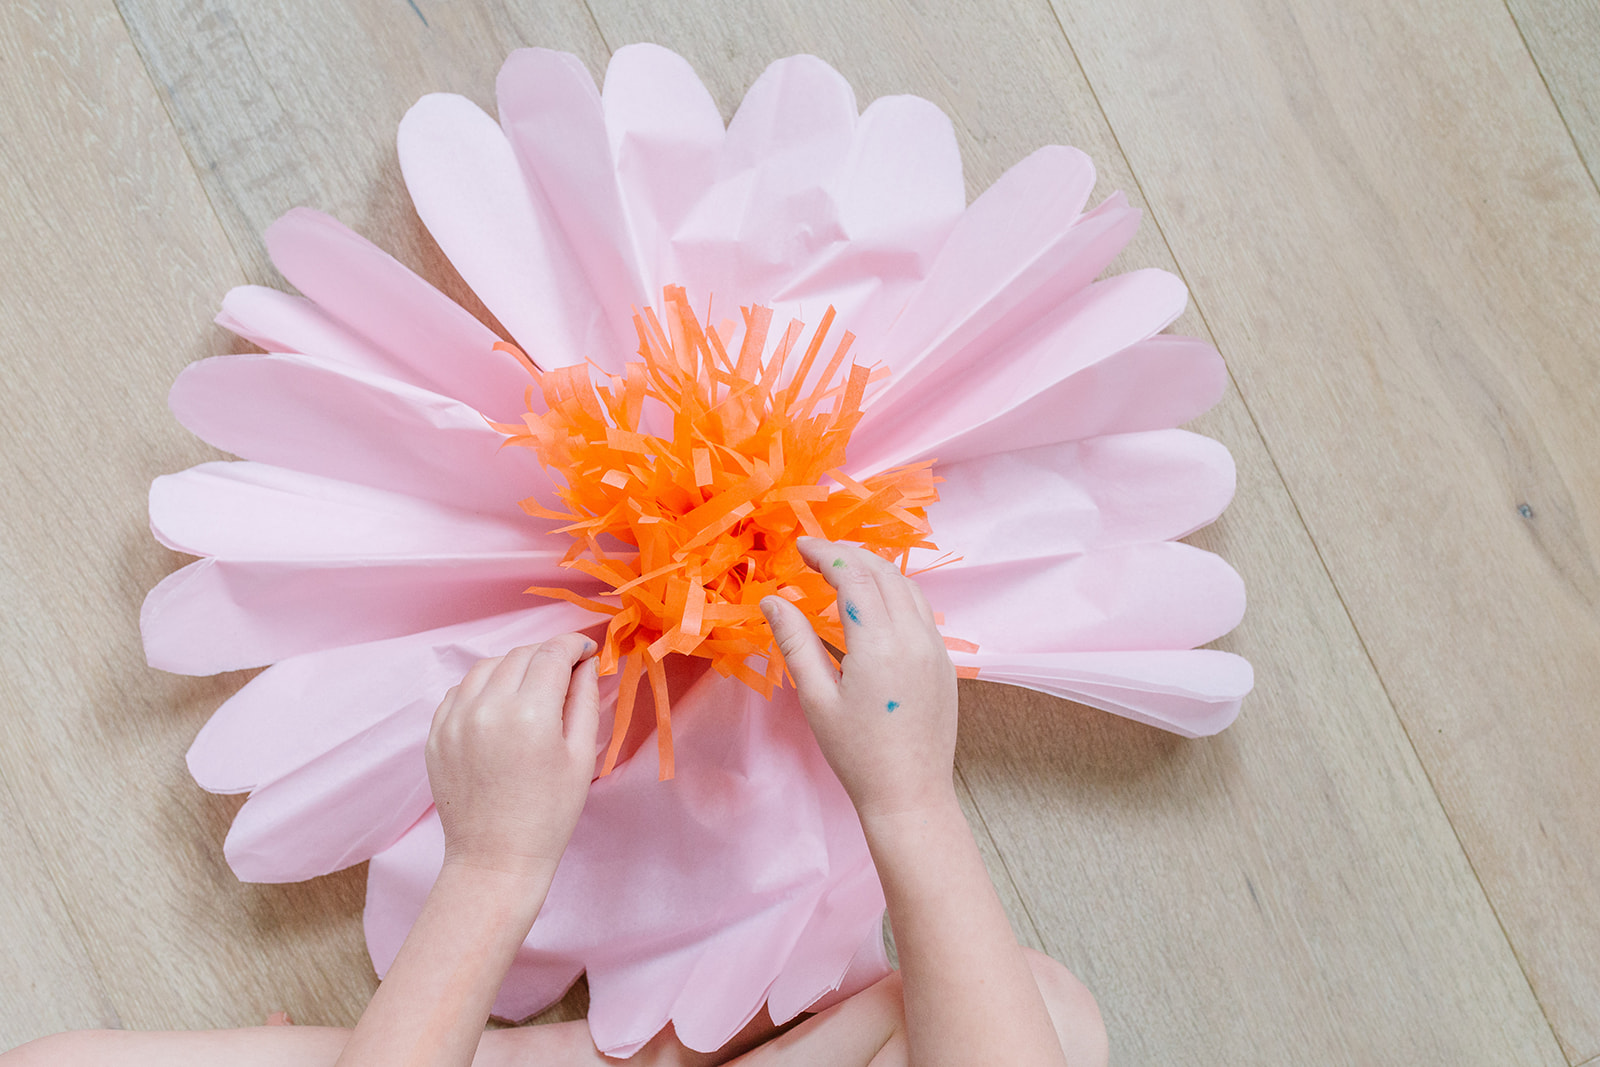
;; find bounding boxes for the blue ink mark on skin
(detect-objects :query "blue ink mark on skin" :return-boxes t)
[1519,503,1534,518]
[886,700,900,713]
[845,601,862,625]
[405,0,429,26]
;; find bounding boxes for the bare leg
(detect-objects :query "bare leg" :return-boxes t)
[1,951,1104,1067]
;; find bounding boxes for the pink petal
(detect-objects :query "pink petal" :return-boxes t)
[950,649,1254,737]
[773,93,965,349]
[150,461,548,560]
[189,604,599,881]
[216,286,395,380]
[398,94,618,369]
[141,551,593,676]
[167,352,550,519]
[919,541,1246,653]
[262,209,529,419]
[850,210,1166,472]
[864,146,1108,396]
[497,49,645,355]
[364,674,876,1056]
[922,430,1236,563]
[671,55,859,318]
[601,44,726,300]
[912,334,1229,466]
[142,460,580,674]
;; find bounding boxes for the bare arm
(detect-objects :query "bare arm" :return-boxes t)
[333,635,601,1067]
[762,539,1072,1067]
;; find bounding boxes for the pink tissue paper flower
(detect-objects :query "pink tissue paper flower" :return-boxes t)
[142,44,1252,1056]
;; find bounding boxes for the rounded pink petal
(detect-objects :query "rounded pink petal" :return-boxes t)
[142,460,580,674]
[772,93,965,348]
[602,44,726,300]
[216,285,396,380]
[398,93,618,369]
[142,550,593,675]
[950,649,1254,737]
[915,334,1229,465]
[364,674,877,1056]
[920,541,1246,654]
[167,352,550,519]
[150,461,548,560]
[670,55,859,319]
[262,208,529,418]
[189,604,600,881]
[923,430,1236,563]
[497,48,645,356]
[864,145,1102,392]
[850,207,1163,472]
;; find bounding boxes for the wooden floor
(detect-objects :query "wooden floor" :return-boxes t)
[2,1,1597,1063]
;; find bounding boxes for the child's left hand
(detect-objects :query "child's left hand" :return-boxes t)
[425,633,601,883]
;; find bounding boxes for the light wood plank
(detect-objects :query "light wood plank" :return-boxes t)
[1045,0,1600,1058]
[0,774,120,1047]
[1509,0,1600,193]
[0,0,385,1037]
[584,1,1569,1062]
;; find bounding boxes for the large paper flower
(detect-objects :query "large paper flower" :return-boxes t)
[142,44,1251,1055]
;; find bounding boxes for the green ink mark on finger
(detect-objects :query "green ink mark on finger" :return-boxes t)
[832,558,846,568]
[886,700,900,713]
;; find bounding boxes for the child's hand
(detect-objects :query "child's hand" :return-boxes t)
[761,538,959,822]
[426,633,601,882]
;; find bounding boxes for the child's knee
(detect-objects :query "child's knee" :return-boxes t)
[1021,947,1109,1067]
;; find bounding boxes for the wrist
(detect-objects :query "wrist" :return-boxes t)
[434,855,556,931]
[857,789,965,841]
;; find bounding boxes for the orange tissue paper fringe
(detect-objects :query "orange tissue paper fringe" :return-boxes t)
[493,285,970,781]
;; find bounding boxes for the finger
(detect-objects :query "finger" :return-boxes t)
[908,574,938,630]
[562,656,601,750]
[796,537,887,632]
[517,633,598,712]
[456,655,504,703]
[847,547,925,623]
[761,596,840,710]
[485,643,542,700]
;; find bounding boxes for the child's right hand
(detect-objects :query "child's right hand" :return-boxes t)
[761,538,960,823]
[425,634,600,883]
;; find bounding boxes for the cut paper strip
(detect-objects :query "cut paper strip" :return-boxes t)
[399,92,618,370]
[948,648,1254,737]
[167,352,555,519]
[263,208,530,419]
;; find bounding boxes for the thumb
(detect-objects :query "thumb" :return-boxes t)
[761,596,839,711]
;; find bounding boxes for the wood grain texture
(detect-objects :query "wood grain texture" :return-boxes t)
[1510,0,1600,192]
[0,0,1585,1062]
[0,0,389,1041]
[585,1,1565,1062]
[1046,0,1600,1057]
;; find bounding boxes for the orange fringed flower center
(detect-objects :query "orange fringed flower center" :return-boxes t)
[495,286,942,780]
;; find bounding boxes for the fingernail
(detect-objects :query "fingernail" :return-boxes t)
[759,596,781,621]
